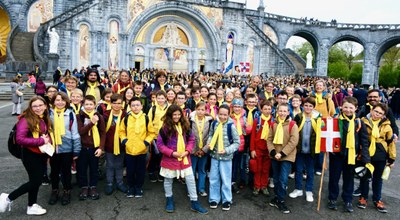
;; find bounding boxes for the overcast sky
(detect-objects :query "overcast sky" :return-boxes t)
[240,0,400,24]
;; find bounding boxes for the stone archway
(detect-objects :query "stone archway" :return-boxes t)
[127,3,221,72]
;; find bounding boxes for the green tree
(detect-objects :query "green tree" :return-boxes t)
[328,61,349,79]
[294,42,314,62]
[348,63,363,84]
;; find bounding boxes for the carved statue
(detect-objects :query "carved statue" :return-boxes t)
[306,50,313,69]
[47,27,59,54]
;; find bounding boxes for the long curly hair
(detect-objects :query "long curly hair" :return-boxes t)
[21,96,52,134]
[161,104,190,139]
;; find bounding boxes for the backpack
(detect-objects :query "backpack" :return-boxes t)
[211,120,234,145]
[8,123,22,159]
[272,120,296,133]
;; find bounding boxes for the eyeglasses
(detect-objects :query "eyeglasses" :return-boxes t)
[373,110,385,115]
[112,102,122,105]
[32,104,45,109]
[131,104,141,107]
[48,90,57,93]
[368,96,379,99]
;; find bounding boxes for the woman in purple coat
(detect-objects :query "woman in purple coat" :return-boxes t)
[0,96,52,215]
[157,104,208,214]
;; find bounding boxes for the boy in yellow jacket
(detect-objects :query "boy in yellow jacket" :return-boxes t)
[120,97,156,198]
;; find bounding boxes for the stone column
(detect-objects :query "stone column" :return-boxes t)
[315,39,329,77]
[362,43,378,87]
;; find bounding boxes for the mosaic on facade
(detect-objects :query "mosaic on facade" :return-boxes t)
[27,0,53,32]
[0,7,10,63]
[127,0,161,29]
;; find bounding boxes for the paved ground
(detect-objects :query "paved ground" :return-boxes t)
[0,102,399,220]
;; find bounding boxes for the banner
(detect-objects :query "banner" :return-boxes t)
[320,118,341,152]
[239,62,250,73]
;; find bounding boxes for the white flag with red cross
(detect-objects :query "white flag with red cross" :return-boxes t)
[320,118,341,152]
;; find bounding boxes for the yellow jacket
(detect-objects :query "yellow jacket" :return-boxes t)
[362,117,396,161]
[147,104,168,135]
[119,112,156,156]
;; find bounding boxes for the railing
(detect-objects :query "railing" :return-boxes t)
[245,17,296,74]
[34,0,99,61]
[6,24,20,62]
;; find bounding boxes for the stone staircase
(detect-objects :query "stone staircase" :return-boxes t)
[283,48,306,75]
[0,86,36,101]
[11,32,35,62]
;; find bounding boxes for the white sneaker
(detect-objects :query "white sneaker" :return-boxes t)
[306,191,314,202]
[289,189,303,198]
[268,179,275,188]
[315,171,322,176]
[0,193,12,213]
[27,204,46,216]
[288,173,295,179]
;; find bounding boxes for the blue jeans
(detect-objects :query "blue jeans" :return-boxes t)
[209,158,232,204]
[295,153,314,192]
[328,153,355,203]
[105,152,125,186]
[232,151,247,184]
[271,160,292,202]
[360,160,386,201]
[77,147,99,187]
[314,153,324,173]
[191,154,208,193]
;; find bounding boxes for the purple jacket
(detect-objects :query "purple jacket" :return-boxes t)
[157,128,195,170]
[16,117,48,154]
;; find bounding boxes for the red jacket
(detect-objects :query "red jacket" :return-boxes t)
[250,116,273,155]
[103,110,127,154]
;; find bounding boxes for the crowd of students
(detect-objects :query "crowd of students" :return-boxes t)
[0,68,397,216]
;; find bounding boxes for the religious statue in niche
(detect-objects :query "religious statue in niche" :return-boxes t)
[47,27,59,54]
[79,25,90,68]
[109,21,119,70]
[306,50,313,69]
[156,23,185,46]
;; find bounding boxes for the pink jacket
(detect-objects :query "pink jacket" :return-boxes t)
[230,109,247,151]
[157,128,195,170]
[16,117,48,154]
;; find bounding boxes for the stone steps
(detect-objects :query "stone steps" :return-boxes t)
[283,49,305,75]
[11,32,36,62]
[0,88,37,101]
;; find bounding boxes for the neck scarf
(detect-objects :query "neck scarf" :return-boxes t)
[87,82,98,98]
[246,107,255,127]
[106,111,122,155]
[340,114,356,164]
[132,111,143,134]
[117,83,129,94]
[180,104,185,110]
[233,113,243,136]
[315,93,323,104]
[160,83,165,91]
[66,89,71,98]
[264,91,273,99]
[209,121,224,152]
[72,103,81,114]
[369,119,380,157]
[195,115,205,149]
[176,123,189,165]
[105,102,112,111]
[311,116,322,153]
[156,103,167,118]
[218,99,224,106]
[210,105,216,119]
[273,117,285,144]
[53,108,66,146]
[83,110,100,148]
[261,114,271,140]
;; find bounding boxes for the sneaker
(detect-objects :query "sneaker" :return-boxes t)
[374,200,387,213]
[288,173,295,179]
[149,173,157,183]
[261,188,270,196]
[48,190,59,205]
[357,197,367,209]
[117,184,128,193]
[231,182,240,194]
[127,188,135,198]
[199,191,208,197]
[79,187,88,201]
[269,179,275,188]
[89,187,99,200]
[328,200,337,210]
[303,174,307,180]
[315,171,322,176]
[277,201,290,214]
[253,188,260,196]
[42,175,50,186]
[71,162,77,174]
[27,204,46,216]
[289,189,303,198]
[306,191,314,202]
[135,189,143,198]
[344,202,354,213]
[61,190,71,206]
[353,188,361,197]
[158,176,164,182]
[269,197,278,208]
[222,202,231,211]
[0,193,11,212]
[209,201,218,209]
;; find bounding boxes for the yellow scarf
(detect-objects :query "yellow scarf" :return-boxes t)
[311,117,322,154]
[273,117,285,144]
[315,93,323,104]
[131,111,144,134]
[160,83,165,91]
[340,114,356,165]
[87,82,98,98]
[264,91,273,99]
[156,103,167,118]
[218,99,224,106]
[117,83,129,94]
[210,105,216,119]
[261,114,271,140]
[209,122,224,152]
[71,103,81,114]
[66,89,71,98]
[233,113,243,136]
[53,108,66,146]
[83,110,100,148]
[180,104,185,110]
[246,107,255,127]
[195,116,205,149]
[369,119,380,157]
[194,98,201,105]
[106,111,122,155]
[105,102,112,111]
[176,123,189,165]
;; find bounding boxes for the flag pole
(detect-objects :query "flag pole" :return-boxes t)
[317,152,327,211]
